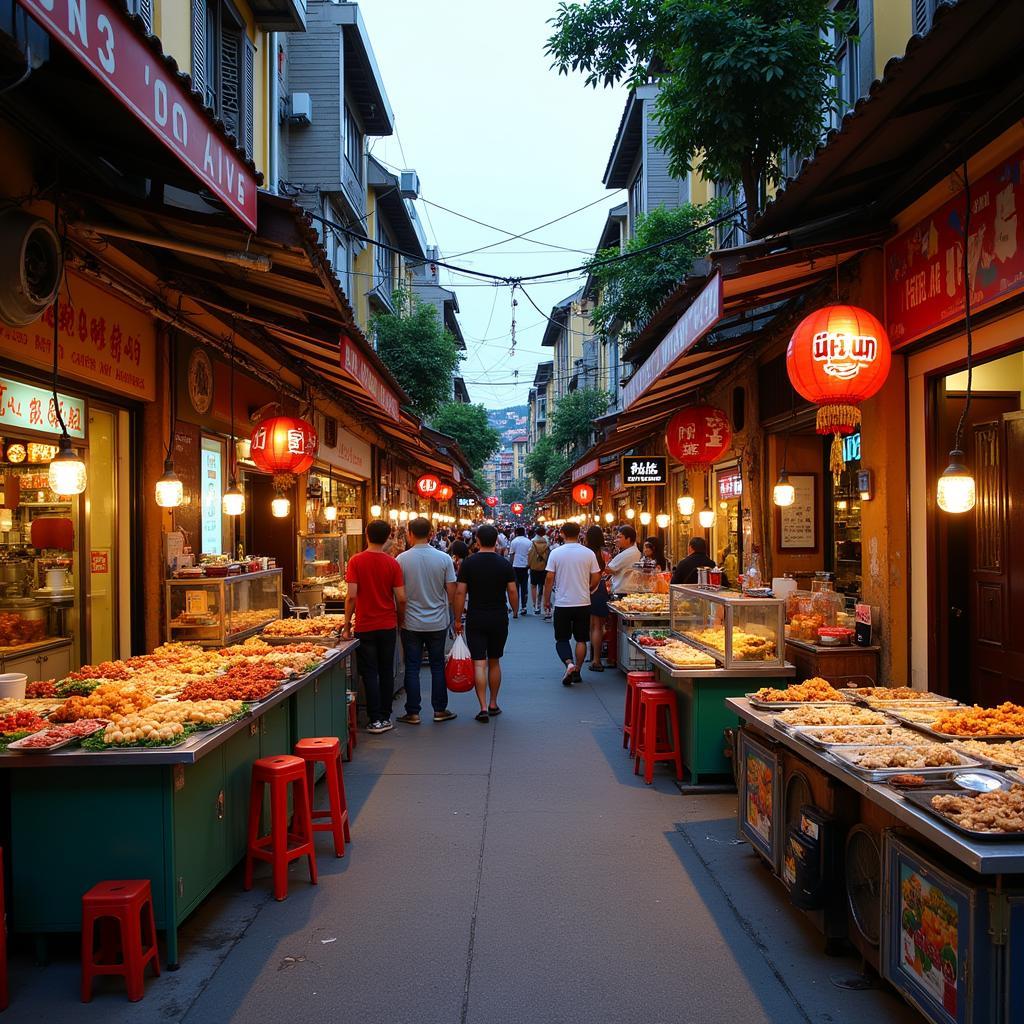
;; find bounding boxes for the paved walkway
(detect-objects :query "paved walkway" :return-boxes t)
[6,611,919,1023]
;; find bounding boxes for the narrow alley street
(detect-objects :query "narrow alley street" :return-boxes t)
[9,613,917,1024]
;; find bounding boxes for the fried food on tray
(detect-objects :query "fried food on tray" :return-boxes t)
[845,745,961,770]
[777,705,887,726]
[687,627,776,660]
[753,677,843,703]
[805,725,921,745]
[952,739,1024,767]
[657,641,716,668]
[844,686,939,701]
[930,702,1024,737]
[613,594,669,614]
[890,706,946,724]
[931,786,1024,833]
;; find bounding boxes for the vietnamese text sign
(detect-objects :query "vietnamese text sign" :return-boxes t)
[16,0,257,229]
[886,147,1024,348]
[621,271,722,410]
[621,456,666,486]
[571,458,599,483]
[341,337,400,421]
[0,377,85,438]
[778,474,816,551]
[0,271,155,402]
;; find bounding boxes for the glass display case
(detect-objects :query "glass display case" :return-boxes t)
[165,569,282,647]
[670,584,785,668]
[298,533,344,584]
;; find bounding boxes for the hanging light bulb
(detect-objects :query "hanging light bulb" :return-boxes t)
[625,507,635,520]
[773,468,795,508]
[155,459,184,508]
[604,511,614,524]
[323,502,338,522]
[937,450,976,514]
[639,510,652,526]
[388,508,399,521]
[399,510,408,522]
[223,479,245,516]
[370,503,382,518]
[271,494,290,518]
[698,504,715,529]
[678,494,695,517]
[656,513,670,529]
[235,438,252,462]
[48,435,87,495]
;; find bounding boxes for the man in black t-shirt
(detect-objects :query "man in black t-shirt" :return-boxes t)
[670,536,718,585]
[453,524,518,723]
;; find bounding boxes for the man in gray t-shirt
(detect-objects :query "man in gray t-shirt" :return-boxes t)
[396,517,458,724]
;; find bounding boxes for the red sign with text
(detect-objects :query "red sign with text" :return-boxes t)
[885,149,1024,349]
[16,0,257,229]
[341,337,401,421]
[90,551,109,574]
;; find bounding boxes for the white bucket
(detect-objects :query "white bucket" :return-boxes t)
[0,673,27,698]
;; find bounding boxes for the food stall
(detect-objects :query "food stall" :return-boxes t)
[166,568,283,646]
[727,686,1024,1024]
[628,584,795,783]
[609,593,671,672]
[0,632,356,967]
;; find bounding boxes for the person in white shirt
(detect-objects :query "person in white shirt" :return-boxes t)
[543,521,601,686]
[507,526,533,617]
[605,525,642,594]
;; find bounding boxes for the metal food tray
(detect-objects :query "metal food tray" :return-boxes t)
[627,637,721,676]
[949,743,1024,772]
[746,694,849,710]
[902,789,1024,839]
[608,602,669,618]
[826,744,984,782]
[259,632,341,647]
[894,718,1024,743]
[840,689,957,706]
[790,724,922,749]
[7,720,108,753]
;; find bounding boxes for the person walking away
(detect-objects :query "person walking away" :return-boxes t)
[642,535,667,571]
[507,526,532,616]
[452,524,517,722]
[447,540,469,637]
[395,517,458,725]
[528,527,551,616]
[584,525,611,672]
[343,520,406,733]
[605,525,641,595]
[671,536,718,584]
[543,521,601,686]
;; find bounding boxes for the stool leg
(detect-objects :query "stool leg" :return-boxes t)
[670,704,684,781]
[243,777,263,892]
[644,705,657,785]
[336,753,351,845]
[629,692,644,757]
[122,913,144,1002]
[80,910,96,1003]
[270,780,290,901]
[143,898,161,977]
[633,702,644,777]
[323,756,345,857]
[622,686,632,750]
[293,777,319,886]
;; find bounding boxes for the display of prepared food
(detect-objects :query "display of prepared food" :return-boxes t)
[775,705,888,727]
[831,744,968,771]
[952,739,1024,769]
[0,697,61,717]
[927,703,1024,739]
[750,677,843,706]
[226,609,278,634]
[261,615,344,638]
[655,640,717,669]
[24,680,58,698]
[610,594,670,615]
[924,786,1024,835]
[89,700,246,748]
[634,631,670,647]
[793,724,923,747]
[842,686,955,704]
[687,627,776,660]
[50,682,157,723]
[888,706,948,725]
[8,718,109,752]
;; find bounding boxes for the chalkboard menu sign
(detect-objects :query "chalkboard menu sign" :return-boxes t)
[778,473,817,552]
[172,420,201,549]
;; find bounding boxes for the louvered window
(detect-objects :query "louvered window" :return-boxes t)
[913,0,942,35]
[127,0,153,32]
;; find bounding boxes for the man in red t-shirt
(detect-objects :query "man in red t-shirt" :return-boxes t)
[343,520,406,733]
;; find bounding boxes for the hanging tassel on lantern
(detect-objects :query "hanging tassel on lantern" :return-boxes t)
[815,404,861,484]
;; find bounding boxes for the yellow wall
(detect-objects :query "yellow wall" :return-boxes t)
[352,187,376,332]
[871,0,912,78]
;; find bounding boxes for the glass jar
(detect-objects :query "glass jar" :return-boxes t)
[810,576,841,629]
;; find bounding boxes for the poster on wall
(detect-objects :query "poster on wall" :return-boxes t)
[201,440,224,556]
[778,474,817,552]
[738,730,781,871]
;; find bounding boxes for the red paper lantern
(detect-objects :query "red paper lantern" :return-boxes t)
[786,304,891,478]
[665,405,732,466]
[435,483,454,501]
[486,496,498,508]
[510,502,524,515]
[572,483,594,506]
[416,474,441,498]
[249,416,318,474]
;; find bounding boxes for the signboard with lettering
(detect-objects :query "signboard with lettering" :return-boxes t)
[778,474,817,552]
[315,414,372,479]
[0,271,155,402]
[621,271,722,410]
[90,550,109,574]
[0,377,85,439]
[621,456,667,486]
[717,468,743,501]
[571,458,600,483]
[885,147,1024,349]
[341,337,400,421]
[15,0,257,229]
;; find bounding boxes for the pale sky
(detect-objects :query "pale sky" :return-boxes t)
[358,0,628,409]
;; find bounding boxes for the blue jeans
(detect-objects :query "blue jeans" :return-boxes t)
[401,629,449,714]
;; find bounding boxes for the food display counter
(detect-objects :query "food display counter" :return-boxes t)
[0,638,356,967]
[165,569,283,647]
[608,594,670,672]
[728,696,1024,1024]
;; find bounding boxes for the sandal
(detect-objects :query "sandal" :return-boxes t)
[588,663,605,672]
[487,705,502,716]
[475,711,490,723]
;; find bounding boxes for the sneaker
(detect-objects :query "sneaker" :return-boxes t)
[572,670,584,685]
[433,709,457,722]
[562,664,575,687]
[367,720,388,734]
[544,612,552,621]
[396,713,420,725]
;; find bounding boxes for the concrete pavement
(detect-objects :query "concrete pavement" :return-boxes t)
[3,609,919,1023]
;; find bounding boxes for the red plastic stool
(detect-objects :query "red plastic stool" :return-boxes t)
[346,692,358,759]
[0,847,8,1011]
[244,755,318,901]
[634,687,684,785]
[294,737,352,857]
[622,670,657,755]
[80,880,160,1003]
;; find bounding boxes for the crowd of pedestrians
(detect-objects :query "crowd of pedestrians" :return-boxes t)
[342,513,694,733]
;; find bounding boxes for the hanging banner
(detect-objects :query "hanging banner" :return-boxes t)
[571,458,599,483]
[340,337,400,421]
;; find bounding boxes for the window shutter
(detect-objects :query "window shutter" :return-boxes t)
[190,0,207,101]
[912,0,931,35]
[242,38,255,158]
[219,27,242,142]
[134,0,153,32]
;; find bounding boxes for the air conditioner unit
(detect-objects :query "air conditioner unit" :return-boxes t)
[0,210,62,327]
[399,169,420,200]
[288,92,312,126]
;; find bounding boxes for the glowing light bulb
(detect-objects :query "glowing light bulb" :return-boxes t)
[604,512,614,524]
[222,480,245,516]
[155,460,184,508]
[625,508,635,520]
[399,510,408,522]
[271,495,290,518]
[678,494,695,517]
[773,470,795,508]
[370,504,382,518]
[937,451,976,514]
[656,513,670,529]
[388,509,399,521]
[639,510,651,526]
[698,505,715,529]
[48,436,87,495]
[323,503,338,522]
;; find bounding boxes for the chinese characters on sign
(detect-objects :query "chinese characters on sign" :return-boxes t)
[620,456,667,486]
[90,551,109,575]
[717,469,742,501]
[665,405,732,466]
[886,147,1024,348]
[15,0,257,229]
[0,271,155,402]
[0,377,85,439]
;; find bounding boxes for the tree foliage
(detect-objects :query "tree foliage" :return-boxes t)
[525,435,571,490]
[586,202,723,344]
[370,290,463,419]
[547,0,849,225]
[501,481,528,504]
[431,402,501,472]
[550,388,610,453]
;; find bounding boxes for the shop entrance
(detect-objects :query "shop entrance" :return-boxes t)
[933,351,1024,703]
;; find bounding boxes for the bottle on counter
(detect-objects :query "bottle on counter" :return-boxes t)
[743,545,763,593]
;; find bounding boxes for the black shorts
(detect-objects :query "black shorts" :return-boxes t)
[553,605,591,644]
[466,611,509,660]
[529,569,547,586]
